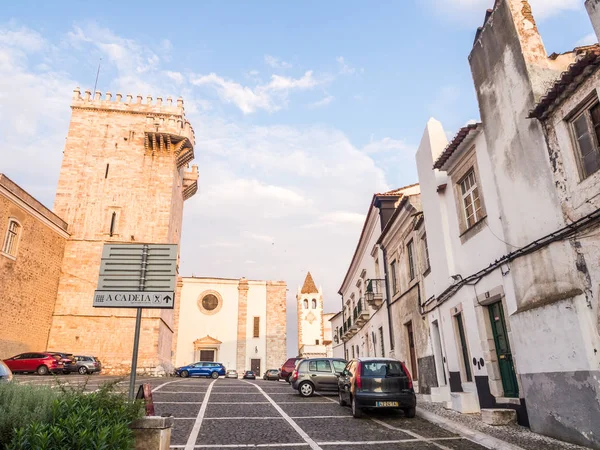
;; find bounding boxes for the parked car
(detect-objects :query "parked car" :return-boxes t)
[225,369,239,379]
[280,357,303,382]
[0,360,13,382]
[263,369,280,380]
[242,371,256,380]
[69,355,102,374]
[175,362,226,379]
[291,357,347,397]
[337,357,416,418]
[3,352,66,375]
[48,352,76,374]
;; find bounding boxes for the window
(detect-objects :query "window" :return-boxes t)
[197,291,223,315]
[303,299,308,309]
[379,327,385,357]
[421,234,430,272]
[315,339,319,345]
[2,219,21,258]
[308,360,332,373]
[460,170,482,228]
[332,360,346,372]
[202,295,219,311]
[352,346,355,358]
[391,260,398,293]
[312,299,317,309]
[109,211,117,236]
[372,331,377,357]
[407,240,415,280]
[253,317,260,338]
[571,101,600,179]
[356,345,359,357]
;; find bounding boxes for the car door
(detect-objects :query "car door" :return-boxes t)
[5,354,25,372]
[23,353,40,372]
[308,359,334,390]
[190,363,202,376]
[339,361,355,403]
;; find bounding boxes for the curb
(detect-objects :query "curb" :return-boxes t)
[416,407,526,450]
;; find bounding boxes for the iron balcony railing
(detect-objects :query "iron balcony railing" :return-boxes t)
[365,279,385,303]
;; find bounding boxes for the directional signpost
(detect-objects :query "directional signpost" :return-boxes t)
[93,243,177,400]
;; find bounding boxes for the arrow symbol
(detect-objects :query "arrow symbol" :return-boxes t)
[164,295,172,303]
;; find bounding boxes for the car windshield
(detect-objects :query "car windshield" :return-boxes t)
[361,361,405,377]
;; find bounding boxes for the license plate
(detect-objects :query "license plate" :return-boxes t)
[376,401,399,407]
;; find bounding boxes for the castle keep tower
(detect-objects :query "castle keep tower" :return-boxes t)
[297,272,325,356]
[47,88,198,374]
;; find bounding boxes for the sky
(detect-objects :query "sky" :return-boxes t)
[0,0,595,356]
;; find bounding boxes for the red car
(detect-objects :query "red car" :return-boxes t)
[280,357,303,382]
[3,352,66,375]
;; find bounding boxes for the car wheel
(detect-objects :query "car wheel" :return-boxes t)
[181,370,189,378]
[338,390,347,406]
[211,371,219,379]
[298,381,314,397]
[37,365,49,376]
[78,366,88,375]
[404,407,416,418]
[351,396,363,418]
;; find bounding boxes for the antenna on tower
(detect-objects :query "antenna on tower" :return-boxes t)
[93,58,102,94]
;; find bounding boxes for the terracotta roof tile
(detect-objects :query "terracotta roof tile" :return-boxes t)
[530,45,600,120]
[301,272,318,294]
[433,123,481,170]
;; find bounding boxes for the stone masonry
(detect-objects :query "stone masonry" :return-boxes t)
[46,89,198,375]
[0,175,68,359]
[265,281,287,370]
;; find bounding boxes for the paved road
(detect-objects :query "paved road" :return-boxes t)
[16,374,489,449]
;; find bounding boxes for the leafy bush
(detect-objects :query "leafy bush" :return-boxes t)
[4,381,144,450]
[0,382,57,445]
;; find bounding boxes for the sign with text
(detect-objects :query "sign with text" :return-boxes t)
[93,291,174,309]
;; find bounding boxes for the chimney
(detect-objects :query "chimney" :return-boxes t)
[586,0,600,43]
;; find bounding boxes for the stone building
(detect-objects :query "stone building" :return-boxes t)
[174,277,287,374]
[46,89,198,375]
[297,272,327,357]
[0,174,68,359]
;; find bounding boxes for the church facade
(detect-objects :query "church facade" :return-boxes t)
[296,272,330,357]
[174,277,287,375]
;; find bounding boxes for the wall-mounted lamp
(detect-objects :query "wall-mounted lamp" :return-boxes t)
[255,346,258,354]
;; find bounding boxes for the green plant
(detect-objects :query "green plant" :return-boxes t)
[0,382,58,446]
[5,380,144,450]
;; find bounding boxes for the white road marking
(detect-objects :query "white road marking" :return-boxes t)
[152,380,182,393]
[155,391,207,394]
[314,393,338,404]
[318,438,465,446]
[371,418,452,450]
[184,378,217,450]
[154,401,203,404]
[209,402,270,404]
[171,444,308,448]
[243,381,322,450]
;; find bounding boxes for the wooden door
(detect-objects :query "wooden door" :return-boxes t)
[200,350,215,362]
[251,358,261,375]
[489,302,519,397]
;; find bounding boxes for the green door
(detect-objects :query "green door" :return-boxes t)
[488,302,519,398]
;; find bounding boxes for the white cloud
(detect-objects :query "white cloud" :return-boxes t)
[336,56,362,75]
[191,70,324,114]
[264,54,292,70]
[362,137,412,154]
[576,32,597,47]
[311,94,334,108]
[165,71,184,84]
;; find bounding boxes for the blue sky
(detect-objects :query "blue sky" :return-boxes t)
[0,0,595,355]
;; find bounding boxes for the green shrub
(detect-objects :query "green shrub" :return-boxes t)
[5,381,144,450]
[0,382,58,446]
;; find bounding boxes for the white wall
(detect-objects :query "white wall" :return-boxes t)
[245,281,268,371]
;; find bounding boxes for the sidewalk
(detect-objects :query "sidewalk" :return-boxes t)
[416,397,589,450]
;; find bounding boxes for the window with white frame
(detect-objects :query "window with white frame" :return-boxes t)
[421,234,430,272]
[390,260,398,293]
[460,169,482,228]
[570,100,600,179]
[407,240,415,280]
[2,219,21,258]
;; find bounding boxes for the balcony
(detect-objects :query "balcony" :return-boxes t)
[365,279,385,308]
[355,298,369,326]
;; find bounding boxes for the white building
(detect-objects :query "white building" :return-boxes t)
[297,272,327,357]
[174,277,287,375]
[329,312,345,358]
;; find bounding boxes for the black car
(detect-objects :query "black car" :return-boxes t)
[337,357,416,418]
[263,369,279,380]
[242,370,256,380]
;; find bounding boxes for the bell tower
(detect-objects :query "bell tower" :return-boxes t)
[297,272,324,355]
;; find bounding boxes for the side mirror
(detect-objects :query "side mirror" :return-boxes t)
[335,372,342,377]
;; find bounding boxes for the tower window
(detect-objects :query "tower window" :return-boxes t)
[312,299,317,309]
[109,212,117,236]
[2,219,21,258]
[303,299,308,309]
[253,317,260,338]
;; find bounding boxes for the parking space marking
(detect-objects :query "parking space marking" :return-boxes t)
[155,402,204,404]
[184,378,217,450]
[204,417,283,420]
[152,380,182,393]
[318,437,466,446]
[314,393,338,404]
[243,381,322,450]
[371,418,453,450]
[156,391,207,394]
[171,444,309,448]
[209,401,270,404]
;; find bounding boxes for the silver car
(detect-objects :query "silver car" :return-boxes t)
[72,355,102,374]
[291,357,347,397]
[225,369,239,379]
[0,360,13,382]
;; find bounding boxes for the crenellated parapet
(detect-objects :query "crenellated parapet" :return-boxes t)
[182,165,199,201]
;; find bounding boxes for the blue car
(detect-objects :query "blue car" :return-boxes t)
[175,362,226,379]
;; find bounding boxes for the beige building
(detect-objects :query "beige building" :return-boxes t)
[46,89,198,375]
[0,175,68,360]
[297,272,328,357]
[174,277,287,374]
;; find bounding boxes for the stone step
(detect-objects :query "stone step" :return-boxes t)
[481,408,517,426]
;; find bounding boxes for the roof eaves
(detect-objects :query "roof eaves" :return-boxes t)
[433,123,481,170]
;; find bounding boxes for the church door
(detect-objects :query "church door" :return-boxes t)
[251,359,261,375]
[200,350,215,362]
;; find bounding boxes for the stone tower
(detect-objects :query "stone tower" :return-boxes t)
[47,88,198,375]
[297,272,324,354]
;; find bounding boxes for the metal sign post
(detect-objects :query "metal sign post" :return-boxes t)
[92,243,177,402]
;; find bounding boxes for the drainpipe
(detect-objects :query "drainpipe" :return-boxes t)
[381,246,395,354]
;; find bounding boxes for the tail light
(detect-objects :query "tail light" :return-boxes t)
[291,370,298,381]
[356,361,363,390]
[401,362,413,390]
